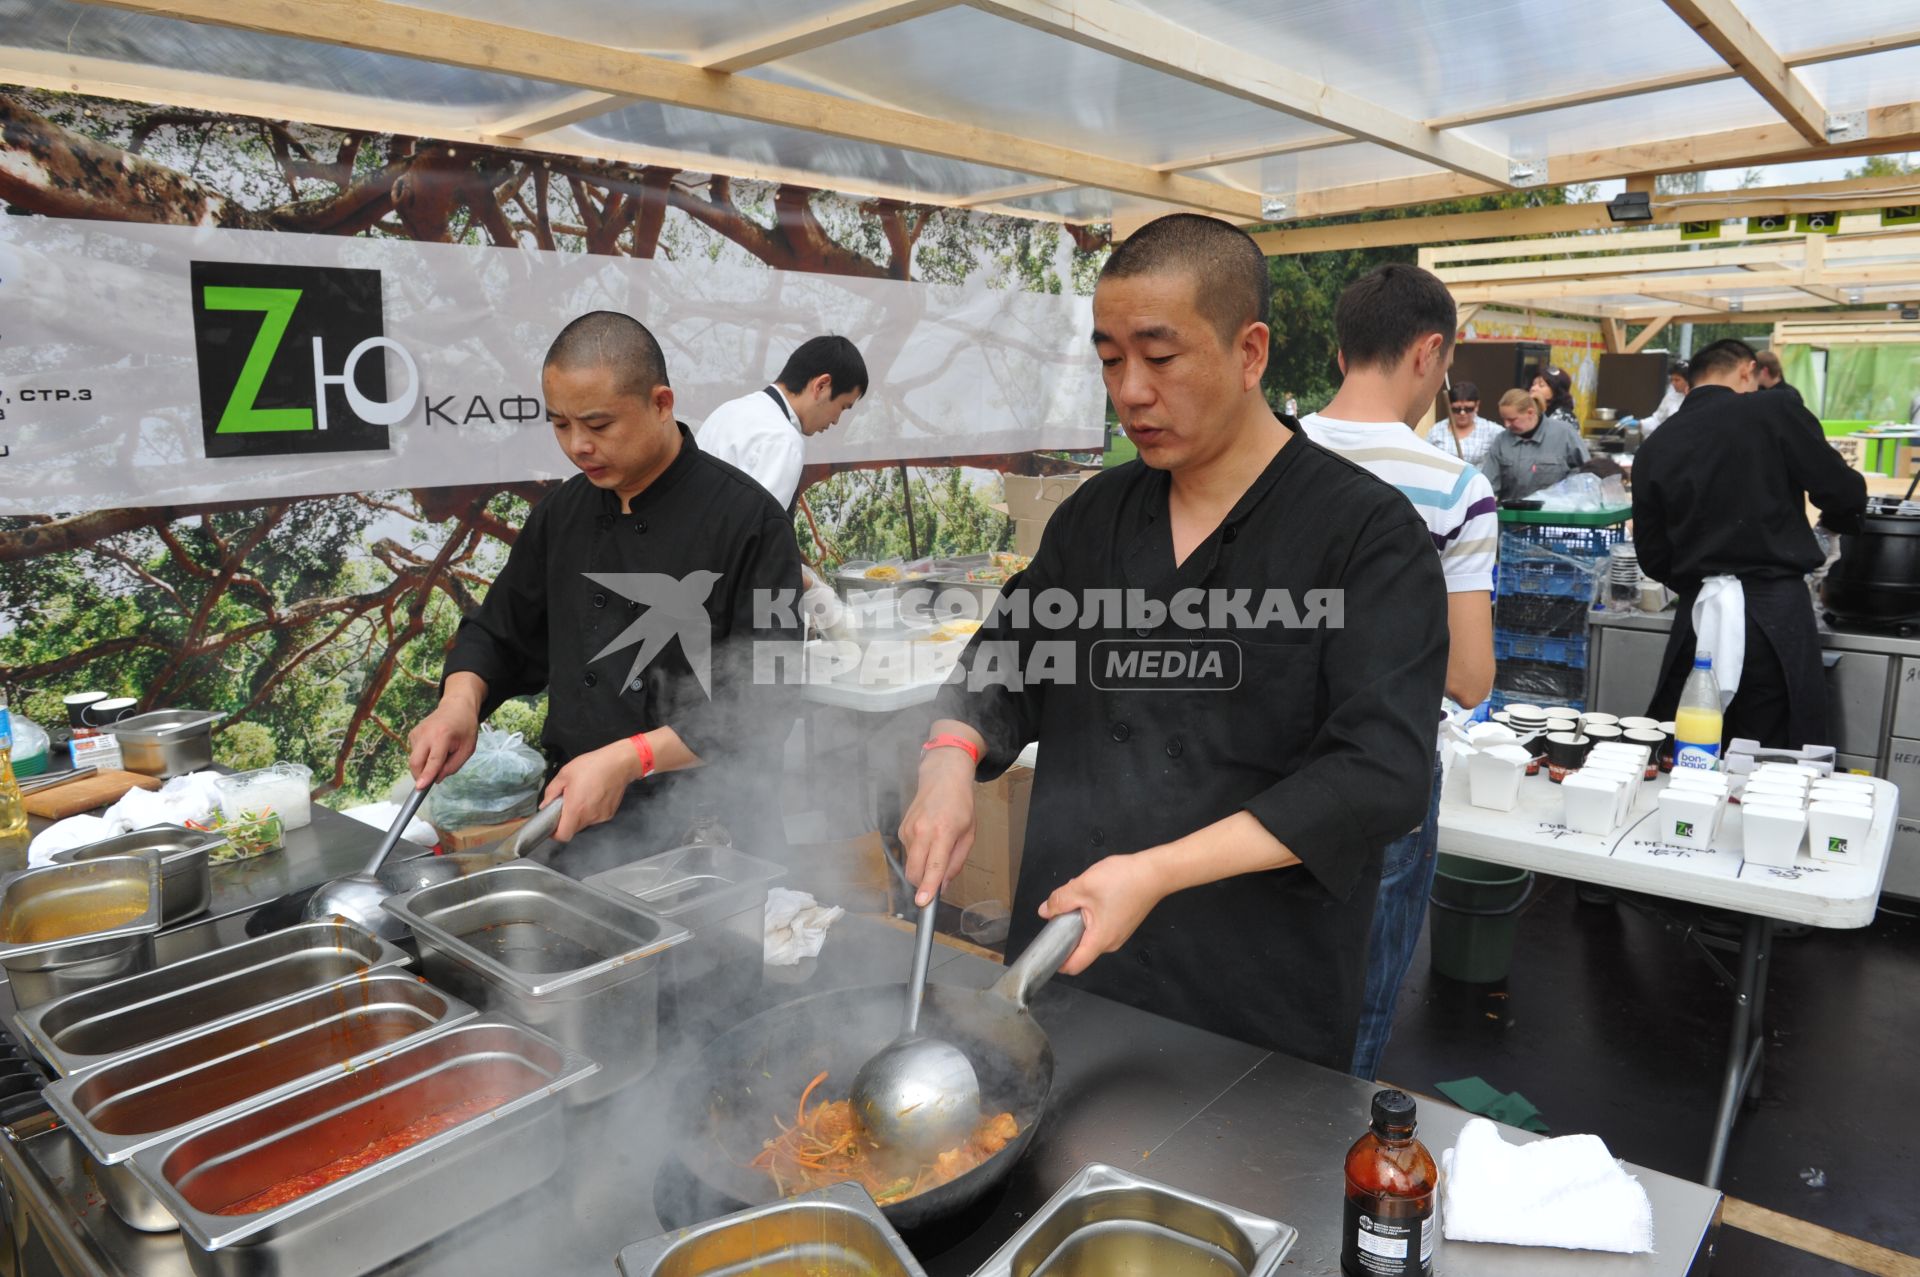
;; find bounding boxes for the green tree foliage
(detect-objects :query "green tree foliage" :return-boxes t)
[797,468,1011,568]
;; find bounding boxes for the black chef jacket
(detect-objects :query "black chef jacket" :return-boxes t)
[1633,386,1866,747]
[444,424,803,850]
[937,431,1449,1070]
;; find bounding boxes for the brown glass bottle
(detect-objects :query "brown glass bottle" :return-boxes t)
[1341,1089,1438,1277]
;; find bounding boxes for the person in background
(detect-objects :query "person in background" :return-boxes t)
[1300,262,1497,1080]
[1480,388,1589,500]
[698,336,867,511]
[1641,361,1689,434]
[1633,338,1867,748]
[1425,380,1503,464]
[1753,349,1797,400]
[1529,367,1580,426]
[899,214,1448,1073]
[699,336,869,638]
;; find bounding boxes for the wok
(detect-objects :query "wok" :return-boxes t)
[674,911,1083,1232]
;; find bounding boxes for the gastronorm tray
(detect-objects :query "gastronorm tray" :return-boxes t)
[126,1017,596,1277]
[0,856,165,1011]
[15,921,411,1078]
[384,861,688,1104]
[46,973,473,1234]
[971,1163,1297,1277]
[52,824,225,925]
[616,1182,927,1277]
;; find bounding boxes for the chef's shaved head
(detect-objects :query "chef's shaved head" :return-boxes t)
[545,310,671,399]
[1099,214,1270,344]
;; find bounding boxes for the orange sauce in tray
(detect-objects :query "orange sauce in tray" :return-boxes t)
[215,1093,516,1216]
[7,899,146,944]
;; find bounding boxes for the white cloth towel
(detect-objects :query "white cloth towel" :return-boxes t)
[340,801,440,849]
[26,770,228,867]
[764,887,845,966]
[1441,1118,1654,1253]
[1692,575,1745,706]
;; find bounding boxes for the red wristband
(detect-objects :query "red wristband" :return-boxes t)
[629,732,655,778]
[922,733,981,766]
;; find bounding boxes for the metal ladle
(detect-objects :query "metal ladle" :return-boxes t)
[849,899,983,1157]
[300,784,436,941]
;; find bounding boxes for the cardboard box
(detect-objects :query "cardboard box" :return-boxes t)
[434,815,524,852]
[782,830,892,914]
[943,763,1033,908]
[1896,442,1920,478]
[1011,517,1045,557]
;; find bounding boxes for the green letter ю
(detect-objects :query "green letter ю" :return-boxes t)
[203,285,314,433]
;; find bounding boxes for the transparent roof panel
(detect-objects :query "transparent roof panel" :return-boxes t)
[1795,47,1920,115]
[577,103,1036,196]
[388,0,874,56]
[1458,79,1775,163]
[1102,0,1717,125]
[1205,143,1447,199]
[765,6,1329,168]
[1004,188,1118,223]
[1741,0,1920,57]
[2,0,560,108]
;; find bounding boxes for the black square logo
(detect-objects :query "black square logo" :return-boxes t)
[189,261,414,459]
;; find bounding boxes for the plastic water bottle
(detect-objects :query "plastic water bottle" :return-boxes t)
[0,691,27,873]
[1672,655,1725,771]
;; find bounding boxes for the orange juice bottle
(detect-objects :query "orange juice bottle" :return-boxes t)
[1672,655,1724,771]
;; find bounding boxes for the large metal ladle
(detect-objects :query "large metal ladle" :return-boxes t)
[849,899,983,1157]
[300,784,436,941]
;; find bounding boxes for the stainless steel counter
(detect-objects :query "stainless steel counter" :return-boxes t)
[0,914,1722,1277]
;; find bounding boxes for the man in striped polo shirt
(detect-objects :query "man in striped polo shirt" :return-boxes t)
[1301,263,1498,1081]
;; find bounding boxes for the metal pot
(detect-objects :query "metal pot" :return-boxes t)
[673,911,1082,1231]
[617,1182,925,1277]
[110,710,222,777]
[0,856,164,1010]
[51,824,223,925]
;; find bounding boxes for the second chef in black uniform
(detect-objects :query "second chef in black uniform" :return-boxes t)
[899,217,1449,1070]
[409,312,803,868]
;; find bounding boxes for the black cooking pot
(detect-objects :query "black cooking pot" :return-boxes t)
[672,912,1083,1232]
[1823,501,1920,632]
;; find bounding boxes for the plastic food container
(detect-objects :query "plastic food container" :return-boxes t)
[214,763,313,831]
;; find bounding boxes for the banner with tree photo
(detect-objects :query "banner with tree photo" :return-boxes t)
[0,90,1110,801]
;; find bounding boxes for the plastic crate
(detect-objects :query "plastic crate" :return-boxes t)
[1490,689,1586,715]
[1495,594,1593,634]
[1494,628,1588,668]
[1499,560,1598,600]
[1497,506,1632,529]
[1499,522,1629,559]
[1493,660,1587,705]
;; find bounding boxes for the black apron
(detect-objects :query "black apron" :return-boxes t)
[1647,576,1828,750]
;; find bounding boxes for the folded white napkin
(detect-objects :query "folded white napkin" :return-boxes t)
[26,814,119,867]
[1441,1118,1654,1253]
[764,887,844,966]
[339,801,439,849]
[25,771,229,867]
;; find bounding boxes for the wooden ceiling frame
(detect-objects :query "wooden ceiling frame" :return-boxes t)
[1660,0,1828,144]
[0,44,1069,222]
[72,0,1262,219]
[962,0,1516,187]
[1425,26,1920,131]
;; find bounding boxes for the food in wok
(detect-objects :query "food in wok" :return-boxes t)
[863,565,903,581]
[751,1071,1018,1206]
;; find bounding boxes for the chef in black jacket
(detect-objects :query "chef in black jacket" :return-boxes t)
[898,216,1449,1070]
[1633,338,1866,748]
[408,311,803,866]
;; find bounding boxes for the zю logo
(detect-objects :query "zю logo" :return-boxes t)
[189,262,418,458]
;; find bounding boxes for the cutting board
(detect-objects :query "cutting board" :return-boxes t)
[23,770,164,820]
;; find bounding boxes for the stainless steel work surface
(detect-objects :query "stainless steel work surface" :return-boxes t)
[0,919,1720,1277]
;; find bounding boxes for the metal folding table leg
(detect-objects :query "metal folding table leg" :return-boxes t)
[1703,913,1772,1188]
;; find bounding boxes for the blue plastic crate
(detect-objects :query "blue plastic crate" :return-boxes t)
[1499,519,1630,560]
[1490,689,1586,714]
[1494,628,1589,668]
[1500,560,1597,600]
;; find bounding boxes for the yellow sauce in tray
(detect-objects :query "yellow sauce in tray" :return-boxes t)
[6,897,146,944]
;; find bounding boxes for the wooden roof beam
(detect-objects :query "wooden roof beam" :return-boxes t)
[964,0,1517,186]
[697,0,958,72]
[1661,0,1827,144]
[1625,317,1674,353]
[75,0,1258,219]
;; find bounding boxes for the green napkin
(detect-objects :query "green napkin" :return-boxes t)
[1436,1077,1551,1134]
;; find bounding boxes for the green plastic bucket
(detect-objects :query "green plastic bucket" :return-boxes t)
[1428,854,1533,983]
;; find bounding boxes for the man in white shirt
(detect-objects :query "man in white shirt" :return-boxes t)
[1300,262,1498,1081]
[1641,361,1689,433]
[699,335,868,509]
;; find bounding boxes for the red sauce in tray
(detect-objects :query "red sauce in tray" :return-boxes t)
[215,1093,515,1216]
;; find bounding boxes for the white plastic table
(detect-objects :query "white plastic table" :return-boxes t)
[1437,769,1897,1186]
